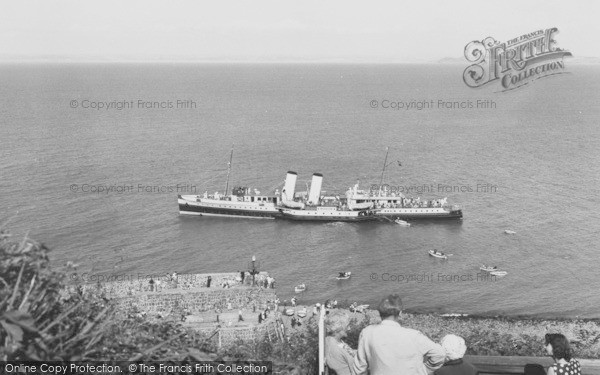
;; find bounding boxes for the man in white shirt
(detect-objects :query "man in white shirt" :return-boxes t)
[353,295,445,375]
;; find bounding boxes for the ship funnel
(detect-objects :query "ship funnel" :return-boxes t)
[308,173,323,205]
[282,171,297,201]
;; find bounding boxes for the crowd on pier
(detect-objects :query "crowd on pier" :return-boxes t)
[146,271,276,292]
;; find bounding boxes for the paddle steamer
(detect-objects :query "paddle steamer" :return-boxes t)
[178,147,462,221]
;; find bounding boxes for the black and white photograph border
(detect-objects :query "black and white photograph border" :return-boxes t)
[1,1,600,374]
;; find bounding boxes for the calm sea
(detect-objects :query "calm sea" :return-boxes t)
[1,63,599,318]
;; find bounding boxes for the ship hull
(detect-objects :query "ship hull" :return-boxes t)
[178,195,280,219]
[279,214,378,222]
[278,209,379,222]
[375,208,463,220]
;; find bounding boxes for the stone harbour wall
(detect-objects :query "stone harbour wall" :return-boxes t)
[117,286,277,315]
[71,271,282,346]
[74,272,272,299]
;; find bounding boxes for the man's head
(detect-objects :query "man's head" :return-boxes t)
[377,294,403,319]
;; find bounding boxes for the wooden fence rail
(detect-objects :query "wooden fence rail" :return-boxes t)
[464,355,600,375]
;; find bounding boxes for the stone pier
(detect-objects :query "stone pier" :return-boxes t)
[71,271,283,346]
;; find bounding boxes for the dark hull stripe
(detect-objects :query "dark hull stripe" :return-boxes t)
[178,204,280,218]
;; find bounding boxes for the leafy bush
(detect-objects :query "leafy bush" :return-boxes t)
[219,323,318,375]
[0,230,113,360]
[0,229,317,373]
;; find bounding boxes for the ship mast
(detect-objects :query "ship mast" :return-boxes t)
[224,144,234,196]
[379,147,401,194]
[379,146,390,188]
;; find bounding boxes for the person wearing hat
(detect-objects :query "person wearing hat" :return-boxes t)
[434,334,478,375]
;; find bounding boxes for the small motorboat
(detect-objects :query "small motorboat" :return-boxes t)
[336,272,352,280]
[297,307,307,318]
[395,219,411,227]
[490,270,508,277]
[428,249,448,259]
[504,230,517,234]
[353,304,369,313]
[349,302,369,313]
[479,265,498,272]
[285,308,295,316]
[294,284,307,293]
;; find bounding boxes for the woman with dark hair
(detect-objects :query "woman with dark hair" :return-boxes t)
[545,333,581,375]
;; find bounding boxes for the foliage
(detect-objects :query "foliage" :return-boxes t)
[0,230,113,360]
[344,313,373,349]
[219,322,318,375]
[0,229,316,373]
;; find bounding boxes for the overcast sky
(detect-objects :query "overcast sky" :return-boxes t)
[1,0,598,62]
